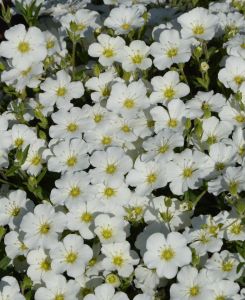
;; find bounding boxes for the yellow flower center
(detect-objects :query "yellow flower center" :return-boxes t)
[234,75,244,85]
[65,251,78,264]
[101,228,113,239]
[121,125,131,133]
[67,123,78,132]
[103,48,115,58]
[113,255,124,266]
[164,87,175,100]
[103,187,116,198]
[77,23,86,31]
[66,156,77,167]
[102,86,111,97]
[19,242,28,251]
[230,223,242,235]
[121,23,131,30]
[182,167,193,178]
[101,136,112,145]
[94,114,103,123]
[81,212,93,223]
[147,119,155,128]
[208,225,219,235]
[229,181,238,195]
[14,138,24,147]
[235,114,245,123]
[18,41,30,53]
[215,296,225,300]
[160,247,175,261]
[56,87,67,97]
[238,145,245,156]
[146,172,157,184]
[123,98,135,109]
[55,294,64,300]
[199,232,210,244]
[21,66,32,77]
[46,40,55,49]
[39,223,50,234]
[106,164,117,174]
[158,144,169,154]
[192,25,205,35]
[166,47,178,58]
[131,54,143,64]
[40,258,51,271]
[88,257,97,267]
[215,162,225,171]
[222,260,234,272]
[240,42,245,49]
[31,155,41,166]
[189,285,200,296]
[10,206,20,217]
[69,186,81,197]
[168,118,178,128]
[207,135,217,145]
[106,273,118,284]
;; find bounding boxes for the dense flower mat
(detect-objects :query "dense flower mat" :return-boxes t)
[0,0,245,299]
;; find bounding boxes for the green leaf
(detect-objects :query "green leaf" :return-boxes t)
[0,256,11,270]
[0,226,6,242]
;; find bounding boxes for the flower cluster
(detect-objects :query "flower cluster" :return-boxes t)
[0,0,245,299]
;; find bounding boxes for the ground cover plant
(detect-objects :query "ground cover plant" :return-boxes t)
[0,0,245,299]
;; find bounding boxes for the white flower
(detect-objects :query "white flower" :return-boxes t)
[1,61,43,91]
[201,116,233,146]
[225,34,245,59]
[50,171,91,208]
[0,24,47,66]
[209,279,240,300]
[88,34,125,67]
[142,129,184,162]
[26,248,53,283]
[34,274,80,300]
[4,231,29,259]
[177,7,219,40]
[0,190,34,230]
[89,146,132,184]
[104,5,145,35]
[150,29,192,70]
[40,70,84,110]
[20,203,66,249]
[61,8,100,38]
[85,71,119,102]
[170,266,212,300]
[10,124,37,150]
[166,149,210,195]
[119,40,152,72]
[150,71,190,105]
[0,276,25,300]
[93,178,131,215]
[21,139,46,176]
[218,56,245,92]
[83,283,129,300]
[208,166,245,196]
[50,234,93,278]
[150,99,186,133]
[219,101,245,127]
[126,158,167,196]
[66,200,98,239]
[134,265,160,295]
[143,232,192,279]
[101,241,139,277]
[49,107,88,139]
[224,217,245,241]
[46,138,89,174]
[185,91,226,119]
[107,80,149,117]
[205,250,243,281]
[144,196,192,231]
[94,214,127,244]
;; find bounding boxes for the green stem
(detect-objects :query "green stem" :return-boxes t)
[72,38,77,80]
